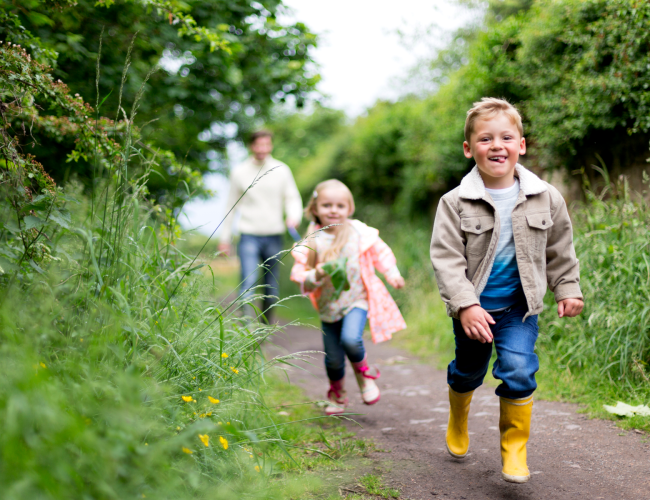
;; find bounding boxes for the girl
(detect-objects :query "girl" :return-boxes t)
[290,179,406,415]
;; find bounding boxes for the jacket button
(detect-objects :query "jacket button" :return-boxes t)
[476,224,481,230]
[542,220,546,225]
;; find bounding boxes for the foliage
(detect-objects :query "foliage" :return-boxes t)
[320,256,350,300]
[538,174,650,391]
[1,0,319,200]
[290,0,650,216]
[265,104,347,196]
[0,40,361,498]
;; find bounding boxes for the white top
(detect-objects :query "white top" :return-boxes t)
[304,228,369,323]
[220,156,303,242]
[482,179,524,311]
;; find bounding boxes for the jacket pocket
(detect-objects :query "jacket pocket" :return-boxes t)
[461,216,494,256]
[525,212,553,254]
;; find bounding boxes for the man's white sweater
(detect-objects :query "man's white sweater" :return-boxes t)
[220,155,303,242]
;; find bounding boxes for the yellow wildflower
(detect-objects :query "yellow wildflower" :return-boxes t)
[40,362,46,369]
[221,353,228,358]
[182,447,193,454]
[255,465,261,472]
[199,414,206,418]
[230,367,239,374]
[208,396,220,404]
[219,436,228,450]
[199,434,209,447]
[176,426,181,431]
[249,454,253,458]
[80,338,83,342]
[206,412,212,416]
[181,395,193,402]
[198,388,202,391]
[145,443,148,446]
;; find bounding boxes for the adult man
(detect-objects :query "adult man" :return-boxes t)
[219,130,302,321]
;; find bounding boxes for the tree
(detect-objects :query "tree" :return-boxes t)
[1,0,319,201]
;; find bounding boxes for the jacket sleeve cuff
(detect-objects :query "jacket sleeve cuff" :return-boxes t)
[446,291,481,319]
[553,283,583,302]
[384,266,402,281]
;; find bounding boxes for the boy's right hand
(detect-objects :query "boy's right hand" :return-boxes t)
[459,305,495,344]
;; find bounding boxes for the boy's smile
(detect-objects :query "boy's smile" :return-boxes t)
[463,114,526,189]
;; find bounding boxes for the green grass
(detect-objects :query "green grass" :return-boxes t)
[358,474,400,498]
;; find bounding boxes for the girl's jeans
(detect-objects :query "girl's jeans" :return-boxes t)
[321,308,368,382]
[447,301,539,399]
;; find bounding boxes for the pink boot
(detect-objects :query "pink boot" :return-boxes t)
[325,378,348,416]
[352,357,381,405]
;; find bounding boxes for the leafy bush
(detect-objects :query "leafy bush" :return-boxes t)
[0,34,337,499]
[283,0,650,217]
[538,175,650,388]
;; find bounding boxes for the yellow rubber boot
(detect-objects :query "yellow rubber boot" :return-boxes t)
[446,386,474,458]
[499,395,533,483]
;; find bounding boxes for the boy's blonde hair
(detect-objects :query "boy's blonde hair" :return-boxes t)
[304,179,355,267]
[464,97,524,141]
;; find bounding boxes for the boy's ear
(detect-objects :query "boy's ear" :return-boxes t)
[463,141,473,159]
[519,137,526,156]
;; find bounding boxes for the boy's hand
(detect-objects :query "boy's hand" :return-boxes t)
[386,275,405,289]
[557,298,583,318]
[459,305,495,344]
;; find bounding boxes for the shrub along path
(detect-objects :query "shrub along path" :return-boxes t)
[268,324,650,500]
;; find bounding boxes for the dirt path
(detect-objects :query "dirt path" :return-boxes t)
[267,324,650,500]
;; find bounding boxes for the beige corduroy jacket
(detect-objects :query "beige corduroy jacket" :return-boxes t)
[430,164,583,321]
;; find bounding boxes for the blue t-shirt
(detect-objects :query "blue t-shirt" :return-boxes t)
[480,179,525,311]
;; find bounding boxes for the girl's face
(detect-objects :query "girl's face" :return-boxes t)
[313,187,353,231]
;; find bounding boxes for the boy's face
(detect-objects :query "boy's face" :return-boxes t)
[463,113,526,189]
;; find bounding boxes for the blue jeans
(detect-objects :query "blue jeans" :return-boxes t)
[321,308,368,382]
[238,234,283,318]
[447,301,539,399]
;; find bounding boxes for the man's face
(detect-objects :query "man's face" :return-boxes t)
[463,113,526,189]
[250,136,273,162]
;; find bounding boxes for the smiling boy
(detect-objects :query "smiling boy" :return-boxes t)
[430,98,584,483]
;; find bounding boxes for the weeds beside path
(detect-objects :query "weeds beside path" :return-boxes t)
[270,323,650,500]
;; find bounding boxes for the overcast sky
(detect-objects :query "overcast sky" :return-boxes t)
[283,0,472,115]
[181,0,473,236]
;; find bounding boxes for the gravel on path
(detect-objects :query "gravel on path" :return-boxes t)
[267,324,650,500]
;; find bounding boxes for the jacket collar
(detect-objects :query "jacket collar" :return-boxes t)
[458,163,547,200]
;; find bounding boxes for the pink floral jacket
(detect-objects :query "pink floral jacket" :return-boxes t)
[290,219,407,343]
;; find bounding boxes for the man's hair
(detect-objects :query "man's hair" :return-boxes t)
[248,129,273,145]
[464,97,524,141]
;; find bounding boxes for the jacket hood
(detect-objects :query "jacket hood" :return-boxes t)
[458,163,547,200]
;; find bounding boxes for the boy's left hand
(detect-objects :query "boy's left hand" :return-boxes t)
[386,275,405,289]
[557,298,584,318]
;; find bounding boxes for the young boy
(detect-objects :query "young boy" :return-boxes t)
[430,98,584,483]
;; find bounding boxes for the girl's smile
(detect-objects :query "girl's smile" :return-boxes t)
[313,188,353,232]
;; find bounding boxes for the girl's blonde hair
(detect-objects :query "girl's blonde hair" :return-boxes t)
[304,179,355,268]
